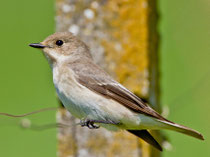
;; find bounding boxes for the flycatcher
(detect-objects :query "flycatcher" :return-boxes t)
[29,32,204,151]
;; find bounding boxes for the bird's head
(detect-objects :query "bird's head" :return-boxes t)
[29,32,92,65]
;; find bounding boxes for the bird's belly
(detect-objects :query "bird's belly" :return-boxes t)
[57,86,163,131]
[53,68,142,130]
[56,88,86,119]
[55,81,141,128]
[54,78,109,120]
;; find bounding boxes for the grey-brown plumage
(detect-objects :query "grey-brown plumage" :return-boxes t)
[69,58,167,120]
[29,32,204,151]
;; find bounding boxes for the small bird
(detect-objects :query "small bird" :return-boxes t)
[29,32,204,151]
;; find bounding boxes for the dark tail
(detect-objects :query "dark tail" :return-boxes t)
[127,130,162,151]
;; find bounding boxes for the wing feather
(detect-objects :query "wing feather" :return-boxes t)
[69,60,167,121]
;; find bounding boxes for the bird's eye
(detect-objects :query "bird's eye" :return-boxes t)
[56,40,63,46]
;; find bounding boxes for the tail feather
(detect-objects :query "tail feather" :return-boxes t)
[158,120,204,140]
[127,130,163,151]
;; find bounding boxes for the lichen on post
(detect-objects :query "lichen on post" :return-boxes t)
[56,0,161,157]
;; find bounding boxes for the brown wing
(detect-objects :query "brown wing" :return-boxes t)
[69,60,167,121]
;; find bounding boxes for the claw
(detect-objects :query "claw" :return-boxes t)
[89,121,100,129]
[79,119,120,129]
[80,119,100,129]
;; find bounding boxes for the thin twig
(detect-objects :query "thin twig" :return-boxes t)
[0,107,58,118]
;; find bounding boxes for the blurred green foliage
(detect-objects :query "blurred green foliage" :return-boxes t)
[0,0,209,157]
[0,0,56,157]
[159,0,210,156]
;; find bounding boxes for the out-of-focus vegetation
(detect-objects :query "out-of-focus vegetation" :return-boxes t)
[159,0,210,156]
[0,0,56,157]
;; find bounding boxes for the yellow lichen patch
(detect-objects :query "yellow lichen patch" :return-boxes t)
[102,0,149,97]
[85,131,109,154]
[57,108,78,157]
[140,138,151,157]
[57,134,78,157]
[107,131,139,157]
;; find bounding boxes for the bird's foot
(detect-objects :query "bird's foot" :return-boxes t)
[80,119,121,129]
[80,119,100,129]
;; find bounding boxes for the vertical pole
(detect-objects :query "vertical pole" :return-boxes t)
[56,0,161,157]
[147,0,161,156]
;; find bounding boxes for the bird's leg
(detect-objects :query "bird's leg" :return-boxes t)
[80,119,121,129]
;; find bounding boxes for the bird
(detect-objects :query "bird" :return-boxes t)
[29,32,204,151]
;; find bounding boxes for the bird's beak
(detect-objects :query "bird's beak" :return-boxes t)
[29,43,47,48]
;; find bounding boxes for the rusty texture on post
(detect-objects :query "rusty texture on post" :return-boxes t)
[56,0,160,157]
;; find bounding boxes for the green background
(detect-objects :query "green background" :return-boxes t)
[0,0,209,156]
[160,0,210,156]
[0,0,56,157]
